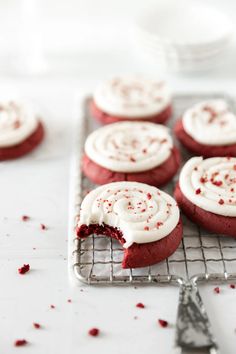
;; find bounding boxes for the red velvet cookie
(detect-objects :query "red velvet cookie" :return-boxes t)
[175,156,236,237]
[76,181,183,268]
[0,100,45,160]
[175,99,236,157]
[91,76,172,125]
[174,119,236,157]
[0,121,44,161]
[83,121,180,187]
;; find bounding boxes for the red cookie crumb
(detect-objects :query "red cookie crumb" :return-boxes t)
[218,199,224,205]
[147,193,152,200]
[195,188,201,195]
[88,328,100,337]
[22,215,30,221]
[33,323,41,329]
[40,223,47,230]
[136,302,145,309]
[67,299,72,303]
[214,287,220,294]
[50,304,55,309]
[158,319,168,328]
[18,264,30,275]
[230,284,235,289]
[14,339,28,347]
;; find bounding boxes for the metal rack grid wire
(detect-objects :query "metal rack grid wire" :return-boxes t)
[70,93,236,285]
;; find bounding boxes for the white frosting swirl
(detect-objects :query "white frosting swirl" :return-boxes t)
[94,76,171,118]
[179,157,236,217]
[78,181,180,248]
[85,121,173,172]
[182,99,236,146]
[0,101,38,147]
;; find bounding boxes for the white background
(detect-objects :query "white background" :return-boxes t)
[0,1,236,354]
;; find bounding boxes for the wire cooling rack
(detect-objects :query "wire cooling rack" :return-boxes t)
[68,93,236,352]
[69,93,236,286]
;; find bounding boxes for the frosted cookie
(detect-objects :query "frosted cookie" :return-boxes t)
[82,121,180,186]
[90,76,172,124]
[174,99,236,157]
[0,100,44,160]
[175,157,236,237]
[76,181,183,268]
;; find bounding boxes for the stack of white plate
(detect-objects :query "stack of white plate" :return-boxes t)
[133,0,234,73]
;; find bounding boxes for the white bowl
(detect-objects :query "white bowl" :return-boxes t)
[133,0,234,73]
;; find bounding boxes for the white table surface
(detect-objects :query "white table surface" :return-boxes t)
[1,46,236,354]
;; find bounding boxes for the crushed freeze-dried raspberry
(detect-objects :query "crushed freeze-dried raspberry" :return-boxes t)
[14,339,28,346]
[136,302,145,309]
[88,328,100,336]
[212,180,223,187]
[147,193,152,200]
[214,287,220,294]
[144,226,149,231]
[195,188,201,195]
[22,215,30,221]
[200,177,207,183]
[18,264,30,274]
[156,222,163,228]
[230,284,235,289]
[33,323,41,329]
[40,223,47,230]
[158,319,168,328]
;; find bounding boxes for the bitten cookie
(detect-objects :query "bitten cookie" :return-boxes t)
[90,76,172,124]
[0,100,44,160]
[82,121,180,187]
[174,99,236,157]
[175,156,236,237]
[76,181,183,268]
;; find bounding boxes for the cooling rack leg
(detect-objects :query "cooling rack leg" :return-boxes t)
[175,283,218,353]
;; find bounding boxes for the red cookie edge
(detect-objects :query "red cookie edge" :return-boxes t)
[0,121,45,161]
[174,119,236,157]
[90,100,172,125]
[82,147,181,187]
[174,183,236,237]
[76,219,183,268]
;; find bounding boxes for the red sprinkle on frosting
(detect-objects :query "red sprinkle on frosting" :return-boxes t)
[18,264,30,275]
[158,319,168,328]
[88,328,100,337]
[195,188,201,195]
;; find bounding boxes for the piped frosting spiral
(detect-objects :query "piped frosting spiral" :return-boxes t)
[0,100,38,147]
[94,76,171,118]
[78,181,180,248]
[182,99,236,146]
[85,121,173,172]
[179,156,236,216]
